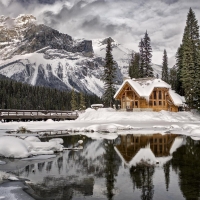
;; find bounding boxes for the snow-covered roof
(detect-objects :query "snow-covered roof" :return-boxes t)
[114,78,184,106]
[114,78,171,100]
[168,90,185,106]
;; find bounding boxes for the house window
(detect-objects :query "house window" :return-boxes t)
[159,101,162,106]
[149,101,152,106]
[159,91,162,99]
[154,91,157,99]
[135,101,138,108]
[154,101,156,106]
[164,101,165,106]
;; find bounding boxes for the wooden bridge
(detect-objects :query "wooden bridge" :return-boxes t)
[0,109,79,121]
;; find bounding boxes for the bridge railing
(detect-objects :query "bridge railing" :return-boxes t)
[0,109,78,120]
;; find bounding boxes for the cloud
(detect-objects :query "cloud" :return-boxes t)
[0,0,200,66]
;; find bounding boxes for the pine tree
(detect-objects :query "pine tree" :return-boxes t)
[169,66,178,91]
[139,39,145,78]
[161,49,169,83]
[102,37,116,107]
[175,45,184,95]
[180,8,200,108]
[70,88,77,111]
[128,52,140,78]
[79,92,86,110]
[142,31,154,77]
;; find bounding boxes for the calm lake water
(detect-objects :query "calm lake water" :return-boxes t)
[1,133,200,200]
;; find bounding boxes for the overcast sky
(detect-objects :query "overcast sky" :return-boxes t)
[1,0,200,66]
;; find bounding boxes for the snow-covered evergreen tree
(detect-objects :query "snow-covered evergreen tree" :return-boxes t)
[169,66,178,91]
[139,39,145,78]
[102,37,116,107]
[180,8,200,108]
[161,49,169,83]
[128,52,140,78]
[175,45,184,95]
[142,31,154,77]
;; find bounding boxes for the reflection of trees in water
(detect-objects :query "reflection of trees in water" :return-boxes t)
[46,161,53,172]
[57,156,63,174]
[171,137,200,200]
[104,140,120,200]
[38,162,45,172]
[130,164,155,200]
[163,161,170,191]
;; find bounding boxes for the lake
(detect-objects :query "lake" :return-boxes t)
[0,133,200,200]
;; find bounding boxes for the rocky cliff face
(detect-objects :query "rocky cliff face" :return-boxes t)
[0,14,123,96]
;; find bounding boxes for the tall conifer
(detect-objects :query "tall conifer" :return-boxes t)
[180,8,200,108]
[129,52,140,78]
[161,49,169,83]
[143,31,154,77]
[169,66,178,91]
[139,39,145,78]
[139,31,154,78]
[102,37,116,107]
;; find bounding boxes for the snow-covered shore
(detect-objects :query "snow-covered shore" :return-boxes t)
[0,108,200,158]
[0,108,199,131]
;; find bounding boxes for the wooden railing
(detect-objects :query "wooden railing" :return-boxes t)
[0,109,78,121]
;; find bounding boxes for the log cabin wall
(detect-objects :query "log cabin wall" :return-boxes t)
[117,83,179,112]
[149,88,169,111]
[120,84,141,110]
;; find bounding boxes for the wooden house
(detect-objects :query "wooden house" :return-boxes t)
[114,78,185,112]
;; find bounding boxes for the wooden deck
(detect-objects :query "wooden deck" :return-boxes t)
[0,109,78,121]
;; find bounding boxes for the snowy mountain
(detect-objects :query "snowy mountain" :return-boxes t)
[0,14,122,96]
[0,14,161,97]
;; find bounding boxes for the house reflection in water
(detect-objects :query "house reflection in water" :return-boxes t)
[115,133,183,166]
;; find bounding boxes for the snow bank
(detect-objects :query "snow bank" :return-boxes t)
[77,108,200,122]
[31,141,63,152]
[0,137,32,158]
[78,123,133,133]
[86,124,118,133]
[0,136,63,158]
[24,136,41,142]
[49,138,63,144]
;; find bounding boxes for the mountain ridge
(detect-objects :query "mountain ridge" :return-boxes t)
[0,14,161,96]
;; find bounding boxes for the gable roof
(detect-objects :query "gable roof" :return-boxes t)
[114,78,184,106]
